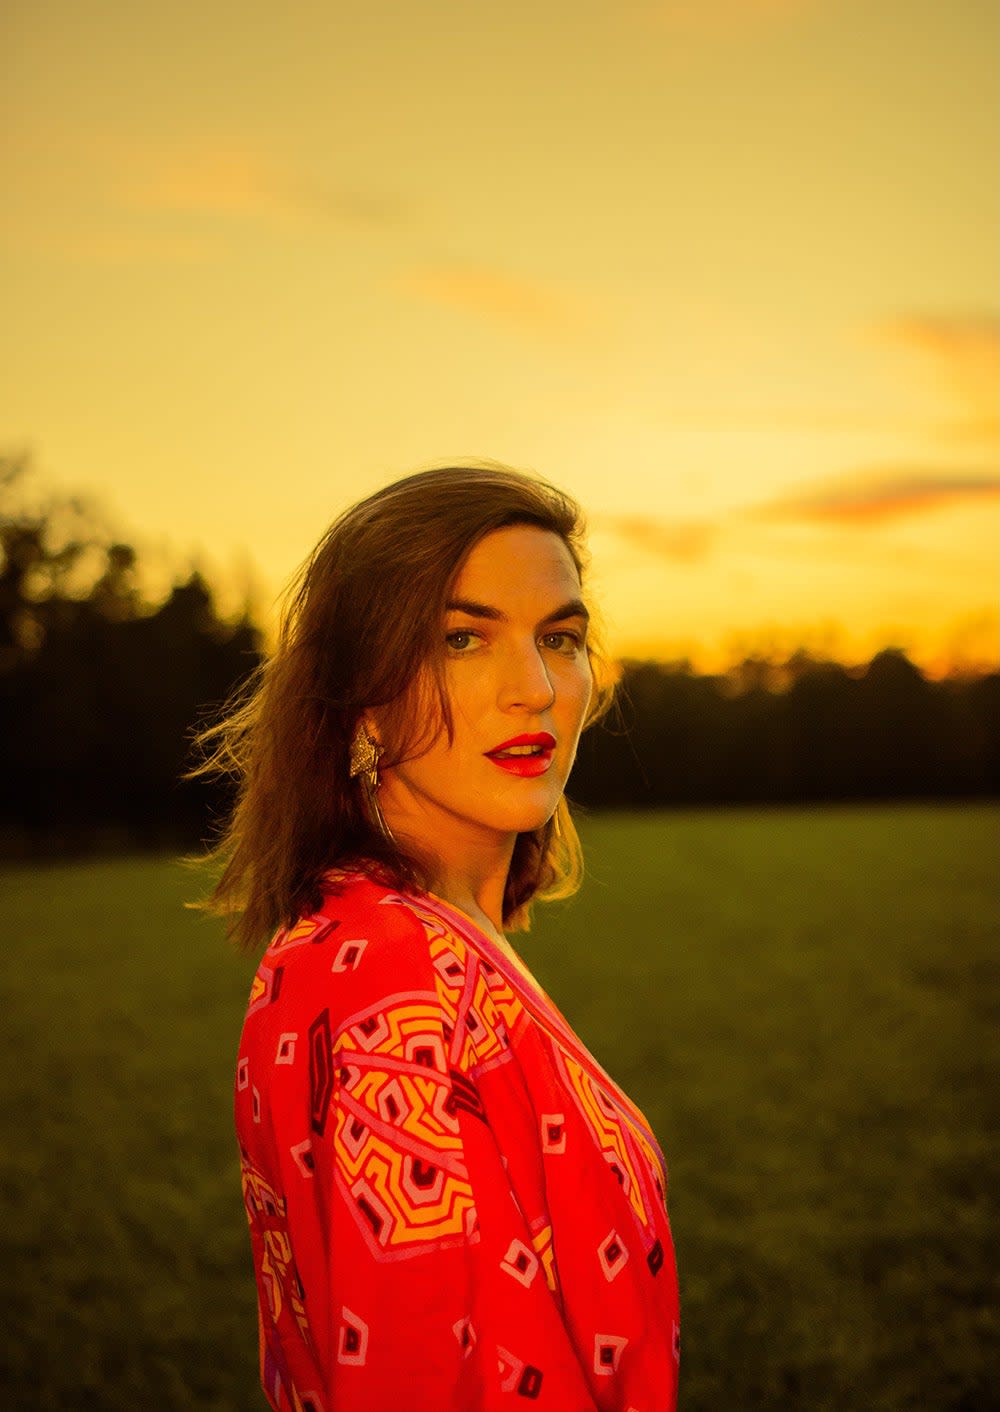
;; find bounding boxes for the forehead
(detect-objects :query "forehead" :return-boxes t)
[452,524,581,604]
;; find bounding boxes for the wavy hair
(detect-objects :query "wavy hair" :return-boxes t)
[189,462,616,949]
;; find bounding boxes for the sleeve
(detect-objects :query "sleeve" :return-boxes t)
[235,894,600,1412]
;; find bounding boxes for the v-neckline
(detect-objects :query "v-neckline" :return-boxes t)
[410,889,667,1178]
[423,888,551,1002]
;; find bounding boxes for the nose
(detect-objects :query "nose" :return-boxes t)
[497,641,556,713]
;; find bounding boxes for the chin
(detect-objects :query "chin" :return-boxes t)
[491,799,560,835]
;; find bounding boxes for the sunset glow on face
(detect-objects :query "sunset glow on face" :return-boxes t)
[3,0,996,674]
[377,526,593,860]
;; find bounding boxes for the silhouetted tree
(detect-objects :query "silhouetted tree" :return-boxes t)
[1,458,261,852]
[572,653,999,810]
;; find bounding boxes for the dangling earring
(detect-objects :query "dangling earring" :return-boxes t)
[349,723,381,790]
[349,722,394,842]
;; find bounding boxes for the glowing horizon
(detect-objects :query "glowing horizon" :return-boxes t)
[3,0,997,677]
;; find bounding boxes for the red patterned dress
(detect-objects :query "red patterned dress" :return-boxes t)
[235,873,680,1412]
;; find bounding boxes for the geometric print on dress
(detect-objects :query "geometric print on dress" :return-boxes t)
[329,993,483,1261]
[497,1345,544,1399]
[553,1046,669,1274]
[519,1219,559,1293]
[270,913,340,954]
[397,897,526,1073]
[239,1149,311,1340]
[246,961,284,1017]
[246,916,342,1017]
[531,1221,558,1295]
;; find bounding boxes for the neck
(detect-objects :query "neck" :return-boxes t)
[429,848,513,937]
[377,791,515,935]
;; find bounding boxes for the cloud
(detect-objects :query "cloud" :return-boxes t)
[749,468,1000,526]
[596,465,996,567]
[880,312,999,440]
[130,146,277,216]
[119,138,407,231]
[16,126,407,266]
[884,312,999,364]
[598,514,718,563]
[397,265,595,340]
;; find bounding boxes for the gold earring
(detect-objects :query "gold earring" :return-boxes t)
[349,723,381,789]
[349,722,394,843]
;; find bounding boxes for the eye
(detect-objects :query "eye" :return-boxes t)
[445,629,481,653]
[539,630,582,655]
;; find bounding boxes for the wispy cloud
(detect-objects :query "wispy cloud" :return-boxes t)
[397,265,596,340]
[128,145,279,217]
[80,133,406,232]
[597,514,718,563]
[879,312,999,443]
[884,312,998,365]
[125,141,406,230]
[598,467,998,567]
[749,468,1000,525]
[11,128,408,263]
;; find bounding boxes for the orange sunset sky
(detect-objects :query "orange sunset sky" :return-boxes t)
[3,0,998,672]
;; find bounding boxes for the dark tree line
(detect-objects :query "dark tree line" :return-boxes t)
[0,458,260,854]
[571,652,999,809]
[2,457,996,856]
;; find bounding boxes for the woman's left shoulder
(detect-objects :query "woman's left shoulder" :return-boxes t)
[251,871,440,1010]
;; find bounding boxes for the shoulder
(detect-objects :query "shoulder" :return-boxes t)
[287,871,430,961]
[241,873,442,1038]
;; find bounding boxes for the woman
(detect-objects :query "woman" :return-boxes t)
[200,464,680,1411]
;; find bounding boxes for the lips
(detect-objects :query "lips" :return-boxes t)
[485,732,556,778]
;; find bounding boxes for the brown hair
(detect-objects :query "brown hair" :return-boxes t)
[190,462,615,949]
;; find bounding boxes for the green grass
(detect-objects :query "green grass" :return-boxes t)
[1,804,997,1410]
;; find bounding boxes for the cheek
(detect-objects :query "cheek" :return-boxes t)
[562,660,593,731]
[444,666,491,732]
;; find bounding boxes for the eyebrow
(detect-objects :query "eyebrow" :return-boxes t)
[445,597,590,628]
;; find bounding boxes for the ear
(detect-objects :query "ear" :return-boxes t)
[359,712,382,749]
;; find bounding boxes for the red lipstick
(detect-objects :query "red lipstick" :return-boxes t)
[485,732,556,778]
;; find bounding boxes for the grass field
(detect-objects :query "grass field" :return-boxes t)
[1,804,997,1410]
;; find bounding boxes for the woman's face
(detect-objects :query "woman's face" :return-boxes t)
[376,523,593,859]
